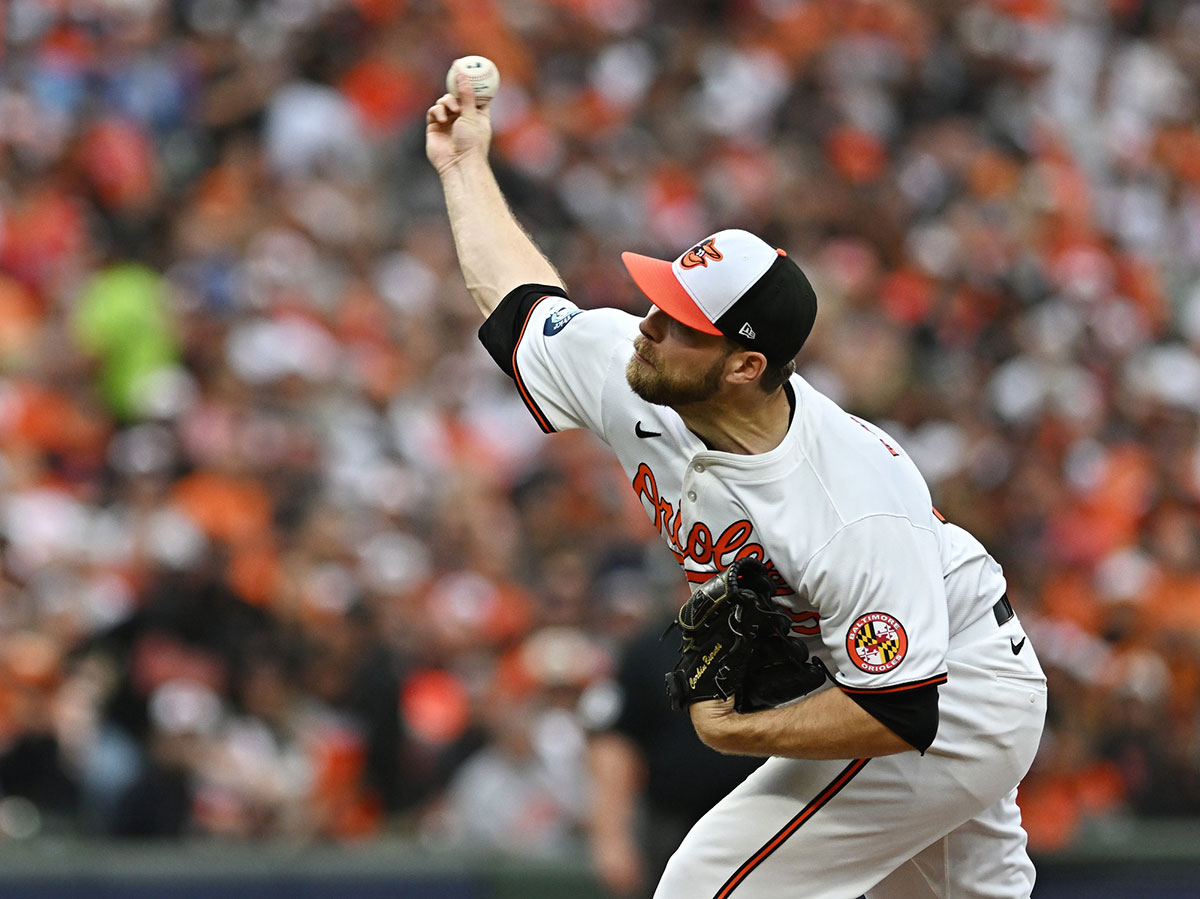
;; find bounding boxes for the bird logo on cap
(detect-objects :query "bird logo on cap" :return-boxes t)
[680,238,724,269]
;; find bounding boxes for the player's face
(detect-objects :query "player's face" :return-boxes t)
[625,308,734,407]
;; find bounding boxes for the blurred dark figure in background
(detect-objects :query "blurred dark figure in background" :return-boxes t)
[586,610,761,897]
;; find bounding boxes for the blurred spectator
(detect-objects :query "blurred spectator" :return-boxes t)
[110,677,216,838]
[421,626,608,857]
[583,599,762,898]
[0,633,78,831]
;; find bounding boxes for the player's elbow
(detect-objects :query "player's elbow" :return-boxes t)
[844,681,942,755]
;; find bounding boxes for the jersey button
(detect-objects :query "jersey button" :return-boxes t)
[693,463,705,473]
[687,490,697,502]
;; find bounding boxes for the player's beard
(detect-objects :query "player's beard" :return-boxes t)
[625,339,730,407]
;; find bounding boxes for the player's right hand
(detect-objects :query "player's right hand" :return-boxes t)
[426,69,493,175]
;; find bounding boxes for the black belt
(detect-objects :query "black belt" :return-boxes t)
[993,594,1014,626]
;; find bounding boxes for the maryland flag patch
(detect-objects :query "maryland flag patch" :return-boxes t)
[846,612,908,674]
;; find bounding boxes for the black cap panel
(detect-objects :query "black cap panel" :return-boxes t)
[713,254,817,366]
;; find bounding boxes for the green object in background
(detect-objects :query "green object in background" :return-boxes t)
[71,262,179,420]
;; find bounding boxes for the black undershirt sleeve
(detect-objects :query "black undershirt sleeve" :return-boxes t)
[842,682,941,754]
[477,284,570,379]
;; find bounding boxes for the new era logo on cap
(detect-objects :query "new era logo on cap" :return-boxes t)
[621,229,818,367]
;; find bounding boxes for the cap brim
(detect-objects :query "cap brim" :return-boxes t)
[621,252,722,335]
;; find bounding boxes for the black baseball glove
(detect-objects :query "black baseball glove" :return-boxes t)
[664,559,828,713]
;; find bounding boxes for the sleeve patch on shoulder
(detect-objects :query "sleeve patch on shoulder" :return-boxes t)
[543,304,582,336]
[846,612,908,674]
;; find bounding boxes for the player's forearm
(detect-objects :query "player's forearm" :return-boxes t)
[691,688,915,760]
[439,155,564,317]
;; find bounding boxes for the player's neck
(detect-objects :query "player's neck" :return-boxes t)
[676,384,793,455]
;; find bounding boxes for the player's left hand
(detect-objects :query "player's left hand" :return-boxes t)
[664,560,828,714]
[689,697,738,752]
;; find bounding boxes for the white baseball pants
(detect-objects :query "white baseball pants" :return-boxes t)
[654,612,1047,899]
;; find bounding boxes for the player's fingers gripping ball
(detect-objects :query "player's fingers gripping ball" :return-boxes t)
[665,559,828,713]
[446,55,500,106]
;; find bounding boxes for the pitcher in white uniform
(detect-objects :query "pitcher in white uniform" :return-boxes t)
[427,71,1047,899]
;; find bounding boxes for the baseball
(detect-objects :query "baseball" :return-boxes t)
[446,56,500,106]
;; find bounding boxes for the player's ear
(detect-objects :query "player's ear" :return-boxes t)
[726,349,767,386]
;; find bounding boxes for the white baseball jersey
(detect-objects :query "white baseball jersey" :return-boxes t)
[486,290,1001,687]
[479,286,1047,898]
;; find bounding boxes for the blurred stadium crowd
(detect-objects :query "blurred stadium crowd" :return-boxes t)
[2,0,1200,864]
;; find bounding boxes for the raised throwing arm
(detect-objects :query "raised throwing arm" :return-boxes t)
[426,70,564,317]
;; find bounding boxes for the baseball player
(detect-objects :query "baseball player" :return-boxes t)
[427,73,1047,898]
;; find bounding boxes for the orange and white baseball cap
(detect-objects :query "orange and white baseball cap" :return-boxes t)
[621,229,818,366]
